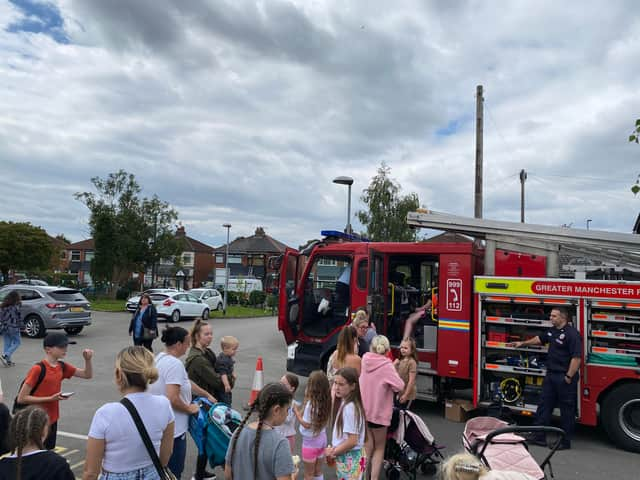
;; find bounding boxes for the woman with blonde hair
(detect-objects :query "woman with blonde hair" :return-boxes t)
[83,346,175,480]
[441,453,536,480]
[326,326,361,384]
[359,335,404,480]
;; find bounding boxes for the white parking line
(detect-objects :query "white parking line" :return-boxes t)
[58,430,89,441]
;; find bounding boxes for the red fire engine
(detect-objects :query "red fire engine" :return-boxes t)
[274,211,640,452]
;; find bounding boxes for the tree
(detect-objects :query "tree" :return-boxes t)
[0,222,54,282]
[74,170,182,294]
[356,163,420,242]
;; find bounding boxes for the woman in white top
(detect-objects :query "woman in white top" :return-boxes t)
[83,346,175,480]
[148,326,216,480]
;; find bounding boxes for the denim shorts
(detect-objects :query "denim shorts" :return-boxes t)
[99,464,161,480]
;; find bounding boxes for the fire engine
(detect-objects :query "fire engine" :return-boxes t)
[274,210,640,452]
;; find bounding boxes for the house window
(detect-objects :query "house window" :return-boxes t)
[182,253,194,266]
[60,251,66,260]
[318,258,337,266]
[228,255,242,264]
[216,254,224,263]
[85,250,95,261]
[71,251,81,262]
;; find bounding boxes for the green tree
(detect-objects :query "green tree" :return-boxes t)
[0,222,54,282]
[74,170,182,294]
[356,163,420,242]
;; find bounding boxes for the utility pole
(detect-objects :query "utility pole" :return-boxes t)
[474,85,484,219]
[519,169,527,223]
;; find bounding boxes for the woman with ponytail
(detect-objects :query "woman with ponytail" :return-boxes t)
[225,382,296,480]
[0,406,73,480]
[359,335,404,480]
[83,346,175,480]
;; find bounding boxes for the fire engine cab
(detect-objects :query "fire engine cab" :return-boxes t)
[274,211,640,452]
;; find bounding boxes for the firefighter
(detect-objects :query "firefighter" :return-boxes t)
[511,307,582,450]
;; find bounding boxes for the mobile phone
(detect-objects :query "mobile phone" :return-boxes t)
[60,392,75,398]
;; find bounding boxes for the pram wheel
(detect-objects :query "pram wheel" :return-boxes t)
[420,462,437,475]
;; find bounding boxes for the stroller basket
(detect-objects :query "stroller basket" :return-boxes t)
[189,398,242,468]
[463,416,566,480]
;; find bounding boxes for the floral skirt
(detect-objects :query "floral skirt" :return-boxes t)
[336,447,367,480]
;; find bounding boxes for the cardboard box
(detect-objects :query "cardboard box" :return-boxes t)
[445,399,474,422]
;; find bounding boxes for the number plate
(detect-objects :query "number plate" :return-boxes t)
[70,307,84,312]
[287,343,297,360]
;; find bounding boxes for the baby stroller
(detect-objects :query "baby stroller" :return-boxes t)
[462,417,566,480]
[384,407,445,479]
[189,398,242,468]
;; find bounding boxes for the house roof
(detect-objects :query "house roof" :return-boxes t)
[67,239,95,250]
[218,227,288,254]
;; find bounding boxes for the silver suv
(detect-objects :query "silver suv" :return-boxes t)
[0,285,92,338]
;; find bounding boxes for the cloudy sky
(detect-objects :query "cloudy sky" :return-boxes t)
[1,0,639,249]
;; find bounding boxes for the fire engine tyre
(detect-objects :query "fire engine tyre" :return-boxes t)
[171,310,181,323]
[201,308,210,320]
[24,315,46,338]
[601,383,640,452]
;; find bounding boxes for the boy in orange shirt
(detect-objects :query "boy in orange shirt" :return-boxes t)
[16,332,93,449]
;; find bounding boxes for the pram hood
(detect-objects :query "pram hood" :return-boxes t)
[392,409,435,445]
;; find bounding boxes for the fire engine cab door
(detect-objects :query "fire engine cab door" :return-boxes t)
[368,249,385,334]
[278,248,301,345]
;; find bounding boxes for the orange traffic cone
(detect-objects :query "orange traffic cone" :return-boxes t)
[247,356,264,408]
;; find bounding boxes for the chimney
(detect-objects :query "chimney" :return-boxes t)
[255,227,265,237]
[176,225,186,237]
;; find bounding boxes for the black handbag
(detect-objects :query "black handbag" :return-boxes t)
[142,327,158,340]
[120,397,177,480]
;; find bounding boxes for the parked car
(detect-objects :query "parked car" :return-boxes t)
[0,285,91,338]
[16,279,49,286]
[152,291,210,323]
[125,288,178,312]
[188,288,223,311]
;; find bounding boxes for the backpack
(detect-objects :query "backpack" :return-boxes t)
[12,361,65,414]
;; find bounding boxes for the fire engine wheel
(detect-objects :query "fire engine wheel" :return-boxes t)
[601,383,640,452]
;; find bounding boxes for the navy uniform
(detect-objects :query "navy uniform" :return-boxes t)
[534,323,582,448]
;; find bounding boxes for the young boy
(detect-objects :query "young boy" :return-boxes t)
[215,336,238,405]
[16,332,93,449]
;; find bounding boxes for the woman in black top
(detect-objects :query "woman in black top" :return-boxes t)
[0,406,74,480]
[128,293,158,351]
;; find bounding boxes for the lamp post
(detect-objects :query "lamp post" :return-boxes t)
[586,219,592,230]
[333,176,354,234]
[222,223,232,315]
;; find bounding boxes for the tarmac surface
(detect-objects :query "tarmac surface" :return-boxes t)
[1,311,638,479]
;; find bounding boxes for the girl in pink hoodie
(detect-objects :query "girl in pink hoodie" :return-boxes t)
[359,335,404,480]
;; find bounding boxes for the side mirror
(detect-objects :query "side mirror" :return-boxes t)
[197,299,202,303]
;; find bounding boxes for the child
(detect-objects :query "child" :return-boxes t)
[274,373,301,452]
[441,452,536,480]
[295,370,331,480]
[16,332,93,450]
[0,406,75,479]
[225,382,296,480]
[216,335,239,405]
[394,337,418,409]
[325,367,367,480]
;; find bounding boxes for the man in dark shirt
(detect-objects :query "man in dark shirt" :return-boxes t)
[512,307,582,449]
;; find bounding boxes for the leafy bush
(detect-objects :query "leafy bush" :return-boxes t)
[266,294,278,308]
[115,288,131,300]
[249,290,267,306]
[225,291,239,305]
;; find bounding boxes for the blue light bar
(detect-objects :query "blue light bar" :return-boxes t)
[320,230,369,242]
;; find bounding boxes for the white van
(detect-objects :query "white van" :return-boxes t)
[223,277,263,293]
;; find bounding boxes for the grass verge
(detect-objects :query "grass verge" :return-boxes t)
[88,299,274,318]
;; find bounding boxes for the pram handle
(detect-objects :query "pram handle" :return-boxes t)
[477,426,566,477]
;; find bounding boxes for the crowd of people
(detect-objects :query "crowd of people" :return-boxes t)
[0,292,567,480]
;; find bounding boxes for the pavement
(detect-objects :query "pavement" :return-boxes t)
[1,312,638,479]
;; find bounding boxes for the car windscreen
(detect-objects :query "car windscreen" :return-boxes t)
[48,290,87,302]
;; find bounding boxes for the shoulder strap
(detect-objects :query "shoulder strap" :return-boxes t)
[120,398,166,478]
[30,362,47,395]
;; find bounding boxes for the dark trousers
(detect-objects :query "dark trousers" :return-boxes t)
[168,433,187,479]
[195,453,208,480]
[133,337,153,352]
[534,371,577,446]
[44,421,58,450]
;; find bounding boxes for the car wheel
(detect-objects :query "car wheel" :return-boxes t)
[171,310,181,323]
[24,315,46,338]
[202,308,210,320]
[64,326,84,336]
[216,302,223,311]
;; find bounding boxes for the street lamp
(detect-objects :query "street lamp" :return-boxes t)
[333,176,354,234]
[222,223,232,315]
[586,219,592,230]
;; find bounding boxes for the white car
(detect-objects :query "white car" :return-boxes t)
[155,291,210,323]
[125,288,178,312]
[189,288,223,311]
